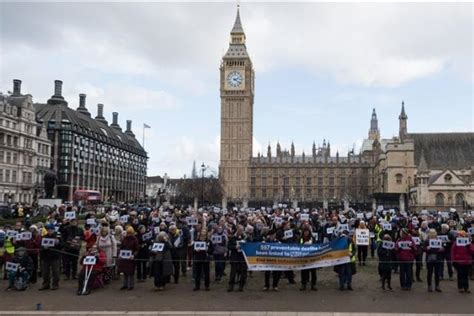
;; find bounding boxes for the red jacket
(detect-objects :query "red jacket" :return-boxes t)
[451,242,474,266]
[81,249,107,272]
[396,236,416,262]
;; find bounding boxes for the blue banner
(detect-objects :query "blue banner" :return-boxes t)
[240,237,350,271]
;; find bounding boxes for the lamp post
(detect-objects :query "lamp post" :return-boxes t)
[201,162,205,207]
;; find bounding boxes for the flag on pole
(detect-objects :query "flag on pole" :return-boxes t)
[144,123,151,129]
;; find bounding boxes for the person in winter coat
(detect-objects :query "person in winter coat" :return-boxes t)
[61,219,83,280]
[423,229,444,292]
[39,224,62,290]
[77,245,106,295]
[151,232,173,291]
[136,225,151,282]
[192,217,213,291]
[336,230,356,291]
[262,229,282,291]
[377,234,394,290]
[353,221,370,266]
[22,225,41,284]
[395,228,416,290]
[227,225,248,292]
[211,225,228,282]
[6,247,33,291]
[118,226,139,290]
[96,226,117,269]
[451,230,474,293]
[169,224,187,284]
[300,227,317,291]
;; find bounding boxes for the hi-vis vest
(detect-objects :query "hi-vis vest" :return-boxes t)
[349,242,356,262]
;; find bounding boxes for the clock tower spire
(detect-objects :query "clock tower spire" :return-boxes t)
[219,6,255,206]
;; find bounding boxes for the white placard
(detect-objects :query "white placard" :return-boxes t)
[6,230,17,238]
[400,211,407,217]
[186,217,198,226]
[440,212,449,218]
[151,217,160,223]
[5,262,19,272]
[438,235,449,242]
[64,211,76,220]
[450,208,456,213]
[142,231,153,241]
[412,219,419,226]
[152,243,165,252]
[41,238,56,248]
[326,227,335,235]
[284,230,294,239]
[376,205,384,212]
[274,217,283,225]
[86,218,96,226]
[83,256,97,265]
[468,227,474,235]
[119,250,133,259]
[18,231,32,241]
[355,229,370,246]
[430,239,442,249]
[382,241,395,250]
[312,232,319,241]
[300,214,309,221]
[421,210,429,215]
[456,237,469,246]
[369,232,375,238]
[412,237,421,245]
[356,213,364,219]
[365,212,373,219]
[154,226,160,234]
[120,215,129,224]
[398,241,412,250]
[211,235,222,244]
[382,223,392,231]
[91,227,100,235]
[194,241,207,251]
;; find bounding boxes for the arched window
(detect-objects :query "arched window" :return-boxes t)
[455,193,464,206]
[444,174,452,183]
[435,193,445,206]
[395,173,403,184]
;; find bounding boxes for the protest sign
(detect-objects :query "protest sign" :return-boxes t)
[326,227,335,235]
[152,243,165,252]
[369,232,375,238]
[18,232,32,241]
[430,239,442,249]
[86,218,96,226]
[365,212,373,219]
[119,250,132,259]
[355,229,370,246]
[382,241,395,250]
[154,227,160,234]
[398,241,412,250]
[186,217,198,226]
[120,215,129,224]
[91,227,100,235]
[6,230,17,238]
[382,223,392,231]
[274,217,283,225]
[356,213,364,219]
[412,237,421,245]
[83,256,97,265]
[240,237,350,271]
[142,231,153,241]
[64,211,76,220]
[194,241,207,251]
[41,238,56,248]
[300,213,309,221]
[284,230,294,239]
[211,235,222,244]
[468,227,474,235]
[5,262,19,272]
[438,235,449,242]
[456,237,469,246]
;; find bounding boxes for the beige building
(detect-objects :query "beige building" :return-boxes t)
[219,9,473,210]
[0,80,52,204]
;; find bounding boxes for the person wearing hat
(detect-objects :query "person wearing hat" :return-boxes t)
[336,229,356,291]
[423,229,444,292]
[451,230,474,293]
[395,228,416,290]
[136,225,151,283]
[61,218,83,280]
[377,234,394,290]
[151,231,173,291]
[6,246,33,291]
[22,225,42,284]
[39,223,62,290]
[262,229,282,291]
[118,226,139,290]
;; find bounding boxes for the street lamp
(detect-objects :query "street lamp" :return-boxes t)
[201,162,205,207]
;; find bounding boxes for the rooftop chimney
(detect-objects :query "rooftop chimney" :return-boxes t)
[13,79,21,95]
[110,112,122,131]
[125,120,135,137]
[95,103,108,125]
[76,93,91,117]
[47,79,67,106]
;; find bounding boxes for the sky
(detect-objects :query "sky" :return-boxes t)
[0,2,472,178]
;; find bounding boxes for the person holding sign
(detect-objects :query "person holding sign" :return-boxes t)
[423,229,444,292]
[210,225,228,282]
[61,218,83,280]
[136,225,152,283]
[451,230,474,293]
[377,235,394,290]
[299,227,318,291]
[395,228,416,291]
[192,217,212,291]
[19,225,41,284]
[118,226,139,291]
[5,247,33,291]
[353,221,370,266]
[227,225,248,292]
[169,224,187,284]
[151,232,173,291]
[77,245,106,295]
[39,224,62,291]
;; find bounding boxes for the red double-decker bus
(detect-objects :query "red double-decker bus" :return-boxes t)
[73,190,102,204]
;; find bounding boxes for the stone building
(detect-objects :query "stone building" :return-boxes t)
[0,79,52,204]
[34,80,147,202]
[219,8,473,210]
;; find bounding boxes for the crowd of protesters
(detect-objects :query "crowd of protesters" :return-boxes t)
[1,203,473,295]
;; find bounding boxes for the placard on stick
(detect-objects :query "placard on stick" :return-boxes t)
[83,256,97,265]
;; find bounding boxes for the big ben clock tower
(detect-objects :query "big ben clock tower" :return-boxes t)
[219,7,255,207]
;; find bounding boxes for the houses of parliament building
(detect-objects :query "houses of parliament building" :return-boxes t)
[219,8,473,210]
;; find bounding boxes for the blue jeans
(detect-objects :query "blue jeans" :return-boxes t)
[399,261,413,289]
[339,263,352,287]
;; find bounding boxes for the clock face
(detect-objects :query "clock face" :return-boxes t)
[227,71,243,88]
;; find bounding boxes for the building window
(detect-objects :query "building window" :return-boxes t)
[12,170,16,183]
[272,188,278,197]
[396,173,403,184]
[283,188,289,198]
[250,188,256,198]
[329,177,334,186]
[283,177,289,186]
[435,193,445,206]
[455,193,464,206]
[306,177,311,186]
[273,177,278,186]
[318,177,323,186]
[250,177,256,186]
[295,177,301,186]
[262,177,267,186]
[444,174,452,184]
[262,188,267,198]
[306,188,312,196]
